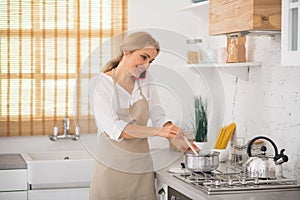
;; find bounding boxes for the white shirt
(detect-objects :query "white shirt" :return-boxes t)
[90,71,170,141]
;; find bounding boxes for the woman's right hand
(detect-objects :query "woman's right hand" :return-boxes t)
[156,123,183,140]
[157,123,200,152]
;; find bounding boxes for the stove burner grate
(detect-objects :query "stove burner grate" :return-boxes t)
[173,168,300,195]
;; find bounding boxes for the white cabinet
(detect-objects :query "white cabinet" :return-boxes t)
[0,169,27,192]
[282,0,300,66]
[0,169,27,200]
[0,191,27,200]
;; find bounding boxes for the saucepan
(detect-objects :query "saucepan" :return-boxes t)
[185,150,220,172]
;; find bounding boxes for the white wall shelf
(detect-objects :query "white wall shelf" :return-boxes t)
[176,62,262,81]
[182,62,261,68]
[177,1,262,80]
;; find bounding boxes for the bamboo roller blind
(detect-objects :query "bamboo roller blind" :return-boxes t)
[0,0,127,136]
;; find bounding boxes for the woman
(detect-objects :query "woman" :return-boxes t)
[89,32,189,200]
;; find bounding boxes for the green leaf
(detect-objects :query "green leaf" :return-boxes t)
[194,96,208,142]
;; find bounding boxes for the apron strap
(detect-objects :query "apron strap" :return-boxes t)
[137,81,146,99]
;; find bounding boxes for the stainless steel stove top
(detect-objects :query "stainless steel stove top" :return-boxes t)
[173,165,300,195]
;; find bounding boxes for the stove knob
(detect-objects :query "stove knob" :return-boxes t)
[228,179,234,186]
[170,195,180,200]
[241,178,247,185]
[215,180,221,187]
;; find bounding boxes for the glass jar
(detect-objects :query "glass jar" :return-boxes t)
[186,38,202,64]
[231,137,247,166]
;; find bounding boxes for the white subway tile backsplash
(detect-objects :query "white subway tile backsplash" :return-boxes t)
[222,35,300,181]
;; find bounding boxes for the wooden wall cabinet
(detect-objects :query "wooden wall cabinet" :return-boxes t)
[209,0,282,35]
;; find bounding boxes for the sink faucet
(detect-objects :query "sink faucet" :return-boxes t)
[63,115,70,136]
[49,115,79,141]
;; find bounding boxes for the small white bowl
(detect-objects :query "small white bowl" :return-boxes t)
[214,149,229,162]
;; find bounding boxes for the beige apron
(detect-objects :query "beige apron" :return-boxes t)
[89,69,156,200]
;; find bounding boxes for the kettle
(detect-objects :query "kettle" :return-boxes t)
[244,136,289,179]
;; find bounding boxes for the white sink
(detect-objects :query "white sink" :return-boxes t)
[21,151,95,188]
[27,151,92,161]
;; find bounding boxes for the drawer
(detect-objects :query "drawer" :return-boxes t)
[0,169,27,191]
[0,191,27,200]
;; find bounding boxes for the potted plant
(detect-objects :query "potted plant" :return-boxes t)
[194,95,208,142]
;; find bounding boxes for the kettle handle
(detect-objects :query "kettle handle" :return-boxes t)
[247,136,279,158]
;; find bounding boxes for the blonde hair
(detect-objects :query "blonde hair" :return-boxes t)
[102,32,160,73]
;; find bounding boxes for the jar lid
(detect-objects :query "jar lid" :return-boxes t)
[186,38,202,44]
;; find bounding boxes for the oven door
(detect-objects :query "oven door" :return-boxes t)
[168,186,192,200]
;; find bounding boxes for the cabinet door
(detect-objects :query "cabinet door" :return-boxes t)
[0,169,27,191]
[0,191,27,200]
[282,0,300,66]
[209,0,281,35]
[28,188,89,200]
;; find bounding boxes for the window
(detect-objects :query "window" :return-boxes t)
[0,0,127,136]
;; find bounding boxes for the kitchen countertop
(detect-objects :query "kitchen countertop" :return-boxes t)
[155,151,300,200]
[0,135,299,199]
[0,154,27,170]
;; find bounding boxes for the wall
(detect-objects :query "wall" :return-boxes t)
[128,0,197,38]
[128,0,300,180]
[224,35,300,179]
[128,0,226,146]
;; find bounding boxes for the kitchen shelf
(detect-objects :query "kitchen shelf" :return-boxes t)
[176,62,262,81]
[181,62,261,68]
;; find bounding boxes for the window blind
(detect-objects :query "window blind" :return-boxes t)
[0,0,127,136]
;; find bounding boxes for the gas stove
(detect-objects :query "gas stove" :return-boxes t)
[173,164,300,195]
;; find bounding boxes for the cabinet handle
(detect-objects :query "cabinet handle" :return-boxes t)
[158,188,166,200]
[158,188,165,195]
[170,195,180,200]
[262,16,268,21]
